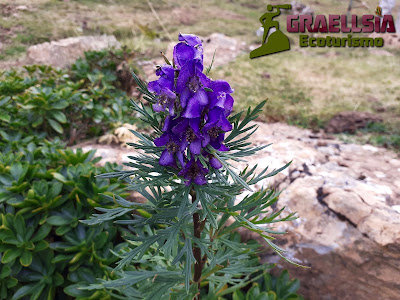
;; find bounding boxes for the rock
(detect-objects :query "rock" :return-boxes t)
[369,33,400,48]
[25,35,121,67]
[289,1,314,15]
[72,143,137,166]
[256,27,264,37]
[232,122,400,300]
[74,121,400,299]
[16,5,29,11]
[325,111,383,134]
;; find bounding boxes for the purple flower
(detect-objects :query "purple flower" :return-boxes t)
[173,33,203,69]
[208,80,234,116]
[154,116,184,168]
[148,65,175,93]
[178,159,208,186]
[152,88,176,115]
[202,107,232,151]
[176,60,210,117]
[173,118,202,155]
[148,65,177,115]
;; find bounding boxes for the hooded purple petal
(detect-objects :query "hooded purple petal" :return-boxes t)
[210,156,222,169]
[183,97,203,118]
[173,43,195,69]
[179,33,202,47]
[189,139,201,155]
[194,174,207,185]
[159,149,175,166]
[154,133,169,147]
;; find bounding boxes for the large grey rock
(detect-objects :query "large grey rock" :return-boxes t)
[25,35,120,67]
[234,122,400,300]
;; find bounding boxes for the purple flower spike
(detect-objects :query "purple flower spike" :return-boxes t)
[149,33,236,185]
[178,159,209,186]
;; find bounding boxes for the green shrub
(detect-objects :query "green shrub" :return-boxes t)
[0,49,139,146]
[229,270,303,300]
[0,141,129,299]
[0,50,143,299]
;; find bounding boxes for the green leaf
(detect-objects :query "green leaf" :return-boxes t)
[52,100,69,109]
[1,248,22,264]
[48,182,63,199]
[7,277,18,289]
[0,112,10,123]
[34,240,49,251]
[233,289,245,300]
[14,214,25,236]
[52,172,67,183]
[32,116,43,128]
[64,283,90,297]
[0,265,11,279]
[0,174,13,185]
[11,283,36,300]
[30,283,45,300]
[47,216,70,226]
[52,254,73,264]
[32,223,51,242]
[55,225,71,236]
[54,272,64,286]
[257,291,276,300]
[10,162,23,181]
[0,96,11,106]
[20,250,32,267]
[246,283,260,300]
[50,110,67,123]
[48,119,64,134]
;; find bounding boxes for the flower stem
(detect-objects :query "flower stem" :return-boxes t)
[191,189,203,299]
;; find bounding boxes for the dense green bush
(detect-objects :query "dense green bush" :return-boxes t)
[0,50,136,299]
[0,138,129,299]
[0,49,139,146]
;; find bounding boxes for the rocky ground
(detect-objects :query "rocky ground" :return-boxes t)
[77,121,400,300]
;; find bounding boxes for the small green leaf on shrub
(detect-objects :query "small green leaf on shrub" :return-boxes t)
[20,250,32,267]
[1,248,22,264]
[48,119,64,134]
[50,111,67,124]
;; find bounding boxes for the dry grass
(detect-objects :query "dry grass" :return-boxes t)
[0,0,399,143]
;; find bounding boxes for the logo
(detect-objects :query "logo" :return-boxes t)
[375,6,382,17]
[250,4,292,58]
[250,4,396,59]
